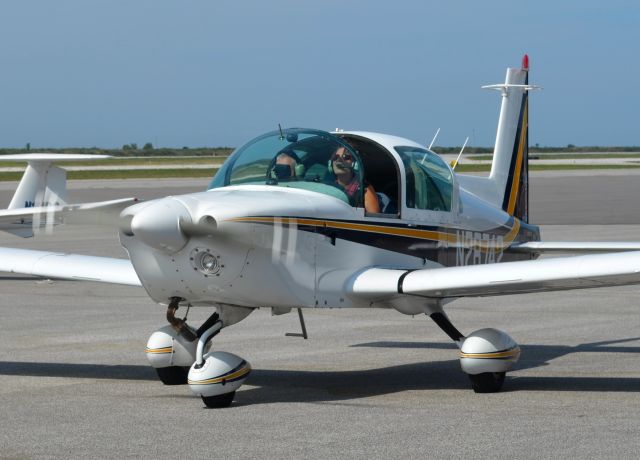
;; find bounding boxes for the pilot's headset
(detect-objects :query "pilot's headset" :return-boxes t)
[327,143,361,177]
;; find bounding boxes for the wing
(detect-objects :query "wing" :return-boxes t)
[511,241,640,254]
[0,247,141,286]
[348,251,640,299]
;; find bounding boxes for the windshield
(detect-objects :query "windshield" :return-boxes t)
[209,128,364,207]
[395,146,453,212]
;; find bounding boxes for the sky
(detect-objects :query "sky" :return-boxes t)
[0,1,638,149]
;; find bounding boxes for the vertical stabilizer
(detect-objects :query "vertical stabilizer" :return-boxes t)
[8,161,67,210]
[0,153,110,237]
[486,55,533,222]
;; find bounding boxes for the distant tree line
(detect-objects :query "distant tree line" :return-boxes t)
[2,143,639,158]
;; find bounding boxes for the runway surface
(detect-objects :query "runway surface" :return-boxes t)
[0,172,639,459]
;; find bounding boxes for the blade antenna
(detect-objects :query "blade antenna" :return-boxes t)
[278,123,284,140]
[451,137,469,170]
[421,128,441,165]
[428,128,440,150]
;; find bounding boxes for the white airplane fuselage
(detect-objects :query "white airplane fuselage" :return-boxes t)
[120,178,540,315]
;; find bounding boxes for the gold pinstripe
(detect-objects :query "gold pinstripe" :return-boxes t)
[188,365,251,385]
[228,216,522,250]
[506,98,528,215]
[145,347,173,354]
[459,347,521,360]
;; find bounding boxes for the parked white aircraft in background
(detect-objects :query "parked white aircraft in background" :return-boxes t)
[1,56,640,408]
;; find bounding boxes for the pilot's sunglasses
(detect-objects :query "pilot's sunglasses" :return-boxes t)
[332,152,354,162]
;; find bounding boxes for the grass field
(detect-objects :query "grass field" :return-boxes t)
[468,153,640,161]
[3,148,640,182]
[454,163,640,173]
[0,156,227,168]
[1,162,639,181]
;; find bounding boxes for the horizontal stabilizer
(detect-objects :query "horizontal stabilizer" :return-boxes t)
[0,247,141,286]
[0,197,138,235]
[348,251,640,299]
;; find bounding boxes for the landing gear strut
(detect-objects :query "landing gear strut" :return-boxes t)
[428,312,520,393]
[187,318,251,408]
[146,299,253,407]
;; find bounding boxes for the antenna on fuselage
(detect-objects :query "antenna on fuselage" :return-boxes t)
[278,123,285,140]
[421,128,442,165]
[450,137,469,170]
[428,128,441,150]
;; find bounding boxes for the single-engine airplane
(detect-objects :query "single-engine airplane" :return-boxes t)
[2,55,640,408]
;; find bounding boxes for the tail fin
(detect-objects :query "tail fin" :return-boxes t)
[8,159,66,210]
[455,56,539,218]
[0,153,109,236]
[485,55,536,222]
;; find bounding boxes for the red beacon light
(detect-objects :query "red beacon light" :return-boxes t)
[522,54,529,70]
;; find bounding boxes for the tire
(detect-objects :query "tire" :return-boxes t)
[469,372,506,393]
[202,391,236,408]
[155,366,189,385]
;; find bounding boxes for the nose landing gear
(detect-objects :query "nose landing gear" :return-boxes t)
[188,349,251,408]
[186,312,251,408]
[146,298,252,407]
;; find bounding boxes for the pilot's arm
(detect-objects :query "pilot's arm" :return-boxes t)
[364,184,381,213]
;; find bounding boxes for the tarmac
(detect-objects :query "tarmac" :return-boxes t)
[0,172,639,459]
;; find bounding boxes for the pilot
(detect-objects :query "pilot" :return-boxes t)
[331,146,380,213]
[273,152,298,180]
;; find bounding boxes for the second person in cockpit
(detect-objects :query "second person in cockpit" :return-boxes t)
[331,146,380,214]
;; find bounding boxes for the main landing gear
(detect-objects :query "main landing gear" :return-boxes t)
[429,312,521,393]
[145,298,252,408]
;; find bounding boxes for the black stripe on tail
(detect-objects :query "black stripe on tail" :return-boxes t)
[501,75,529,223]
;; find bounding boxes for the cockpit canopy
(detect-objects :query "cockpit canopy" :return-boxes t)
[210,128,455,216]
[209,128,365,207]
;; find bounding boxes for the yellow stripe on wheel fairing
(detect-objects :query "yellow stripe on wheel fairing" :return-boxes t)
[459,347,521,360]
[145,347,173,354]
[188,365,252,385]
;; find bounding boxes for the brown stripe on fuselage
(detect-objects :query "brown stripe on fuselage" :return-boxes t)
[227,216,538,265]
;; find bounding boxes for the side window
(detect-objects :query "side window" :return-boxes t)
[396,146,453,212]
